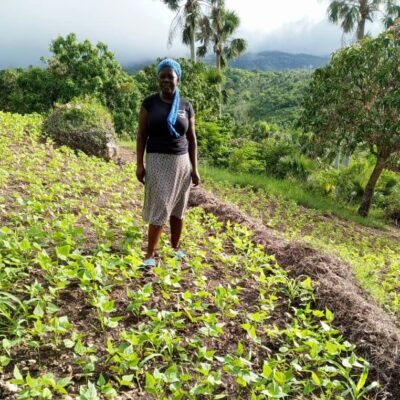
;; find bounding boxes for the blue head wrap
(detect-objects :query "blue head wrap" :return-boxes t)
[156,58,182,138]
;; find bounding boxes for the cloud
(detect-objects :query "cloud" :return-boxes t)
[0,0,388,69]
[242,16,385,56]
[0,0,188,69]
[244,19,343,56]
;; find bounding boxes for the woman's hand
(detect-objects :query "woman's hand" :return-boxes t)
[191,170,200,187]
[136,164,146,184]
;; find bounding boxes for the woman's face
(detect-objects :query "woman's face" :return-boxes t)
[158,67,179,96]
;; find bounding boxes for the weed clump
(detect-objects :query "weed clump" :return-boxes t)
[42,97,118,160]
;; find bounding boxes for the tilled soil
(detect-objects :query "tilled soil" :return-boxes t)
[114,145,400,398]
[189,186,400,399]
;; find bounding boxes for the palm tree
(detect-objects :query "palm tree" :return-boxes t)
[196,1,246,116]
[161,0,211,62]
[328,0,388,40]
[383,1,400,28]
[197,1,247,70]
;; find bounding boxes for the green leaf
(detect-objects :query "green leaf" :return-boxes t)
[13,365,24,381]
[56,245,71,260]
[325,308,334,322]
[356,366,369,392]
[63,339,75,348]
[311,372,321,386]
[237,340,244,356]
[274,371,286,386]
[33,303,44,317]
[262,362,273,379]
[145,372,157,394]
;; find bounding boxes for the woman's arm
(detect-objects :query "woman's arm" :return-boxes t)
[187,116,200,186]
[136,106,148,184]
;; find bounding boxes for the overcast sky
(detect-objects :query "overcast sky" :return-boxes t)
[0,0,385,69]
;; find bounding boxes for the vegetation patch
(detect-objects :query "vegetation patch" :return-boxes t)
[189,186,400,399]
[42,97,118,161]
[0,111,384,399]
[200,175,400,315]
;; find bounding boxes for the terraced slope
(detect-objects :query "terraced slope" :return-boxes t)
[0,112,386,399]
[201,179,400,319]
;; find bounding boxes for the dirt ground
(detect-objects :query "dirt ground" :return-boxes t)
[115,146,400,398]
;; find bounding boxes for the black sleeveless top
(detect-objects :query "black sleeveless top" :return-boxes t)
[142,93,194,155]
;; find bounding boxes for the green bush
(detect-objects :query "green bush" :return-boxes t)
[307,162,369,203]
[383,187,400,225]
[259,137,299,179]
[228,139,264,174]
[42,97,117,160]
[196,117,232,167]
[0,34,141,137]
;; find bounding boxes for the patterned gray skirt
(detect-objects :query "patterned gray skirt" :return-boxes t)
[143,152,192,225]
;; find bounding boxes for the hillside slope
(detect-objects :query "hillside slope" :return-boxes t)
[229,51,329,71]
[0,113,397,399]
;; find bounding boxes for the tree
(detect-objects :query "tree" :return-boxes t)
[44,33,141,136]
[299,22,400,216]
[383,0,400,28]
[161,0,211,62]
[327,0,389,40]
[134,58,220,117]
[197,0,247,70]
[196,0,246,116]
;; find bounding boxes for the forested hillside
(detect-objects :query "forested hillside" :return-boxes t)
[228,51,329,71]
[224,68,312,126]
[124,51,329,74]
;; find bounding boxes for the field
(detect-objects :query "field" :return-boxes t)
[0,112,388,399]
[200,168,400,319]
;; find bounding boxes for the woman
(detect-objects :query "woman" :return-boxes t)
[136,58,200,267]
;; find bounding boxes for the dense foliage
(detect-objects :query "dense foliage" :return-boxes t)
[224,68,312,127]
[0,33,141,137]
[299,28,400,216]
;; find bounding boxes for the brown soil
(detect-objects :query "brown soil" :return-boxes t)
[189,186,400,399]
[114,147,400,397]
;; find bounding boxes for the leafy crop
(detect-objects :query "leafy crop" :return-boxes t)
[202,177,400,319]
[0,111,377,398]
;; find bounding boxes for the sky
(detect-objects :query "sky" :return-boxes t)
[0,0,385,69]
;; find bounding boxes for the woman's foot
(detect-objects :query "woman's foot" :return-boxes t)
[142,257,156,268]
[174,250,186,260]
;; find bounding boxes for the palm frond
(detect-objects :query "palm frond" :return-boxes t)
[196,44,208,57]
[383,2,400,28]
[224,38,247,60]
[162,0,181,11]
[168,7,186,47]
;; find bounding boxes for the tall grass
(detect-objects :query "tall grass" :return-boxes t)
[118,138,136,149]
[200,165,387,230]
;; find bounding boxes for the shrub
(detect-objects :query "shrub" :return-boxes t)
[228,139,264,174]
[259,138,299,179]
[196,117,232,167]
[384,188,400,226]
[42,97,117,160]
[307,162,368,203]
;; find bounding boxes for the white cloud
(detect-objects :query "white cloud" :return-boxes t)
[0,0,388,69]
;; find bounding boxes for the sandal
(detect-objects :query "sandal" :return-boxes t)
[141,258,156,268]
[174,250,186,261]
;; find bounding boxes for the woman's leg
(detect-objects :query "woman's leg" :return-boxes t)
[170,215,183,250]
[145,224,164,259]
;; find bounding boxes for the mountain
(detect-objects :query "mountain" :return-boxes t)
[123,51,330,74]
[227,50,330,71]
